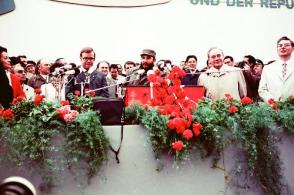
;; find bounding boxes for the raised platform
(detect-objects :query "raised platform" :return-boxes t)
[1,125,293,195]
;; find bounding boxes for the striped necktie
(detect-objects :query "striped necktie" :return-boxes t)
[282,63,287,78]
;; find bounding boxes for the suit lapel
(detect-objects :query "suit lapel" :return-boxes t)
[77,71,86,82]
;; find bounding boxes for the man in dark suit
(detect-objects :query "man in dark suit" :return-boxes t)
[66,47,109,98]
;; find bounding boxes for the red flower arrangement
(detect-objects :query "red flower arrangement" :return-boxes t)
[147,66,203,153]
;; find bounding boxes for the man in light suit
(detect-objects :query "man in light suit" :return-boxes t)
[258,36,294,102]
[198,47,247,101]
[66,47,109,98]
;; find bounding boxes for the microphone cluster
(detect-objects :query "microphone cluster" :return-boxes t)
[50,64,80,77]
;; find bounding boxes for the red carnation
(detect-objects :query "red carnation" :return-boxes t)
[172,140,183,151]
[174,117,186,134]
[224,93,232,98]
[2,109,14,120]
[34,88,42,95]
[61,100,70,106]
[12,96,25,104]
[228,105,238,113]
[183,129,193,140]
[192,123,202,137]
[228,97,234,102]
[85,89,95,97]
[271,104,278,110]
[34,95,45,105]
[74,90,81,96]
[147,74,157,83]
[241,97,253,105]
[167,119,175,129]
[267,98,275,105]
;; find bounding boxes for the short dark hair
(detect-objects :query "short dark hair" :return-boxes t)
[255,59,264,67]
[185,55,197,63]
[9,56,20,65]
[277,36,294,47]
[80,47,95,58]
[97,60,110,68]
[17,55,27,59]
[244,55,256,66]
[27,60,36,66]
[124,61,136,69]
[224,56,234,62]
[0,46,7,56]
[110,64,118,70]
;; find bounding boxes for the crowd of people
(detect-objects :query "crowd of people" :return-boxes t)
[0,35,293,109]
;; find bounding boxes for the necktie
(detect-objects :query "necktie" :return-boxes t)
[282,63,287,78]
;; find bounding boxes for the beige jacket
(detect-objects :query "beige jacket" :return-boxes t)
[198,65,247,101]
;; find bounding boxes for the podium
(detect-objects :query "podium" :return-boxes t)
[93,98,124,125]
[125,85,205,106]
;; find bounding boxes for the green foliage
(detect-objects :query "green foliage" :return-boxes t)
[0,98,109,192]
[67,93,94,112]
[141,108,170,158]
[1,100,61,190]
[64,111,109,183]
[192,99,229,166]
[141,108,193,162]
[126,96,292,195]
[275,97,294,133]
[125,103,147,124]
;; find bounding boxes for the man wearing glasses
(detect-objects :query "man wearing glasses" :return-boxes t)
[12,64,35,99]
[259,36,294,102]
[66,47,109,98]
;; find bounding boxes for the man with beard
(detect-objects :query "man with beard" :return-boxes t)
[126,49,156,86]
[259,36,294,102]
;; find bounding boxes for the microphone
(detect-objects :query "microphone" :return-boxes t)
[136,69,145,75]
[147,69,155,76]
[61,63,77,70]
[63,68,80,76]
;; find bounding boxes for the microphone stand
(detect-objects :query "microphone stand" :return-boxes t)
[74,73,90,96]
[83,78,141,95]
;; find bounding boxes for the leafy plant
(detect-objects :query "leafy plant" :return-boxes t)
[125,103,147,124]
[274,97,294,133]
[1,99,62,191]
[64,110,109,185]
[0,96,109,192]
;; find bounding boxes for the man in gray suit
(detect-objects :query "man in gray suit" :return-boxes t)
[66,47,109,98]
